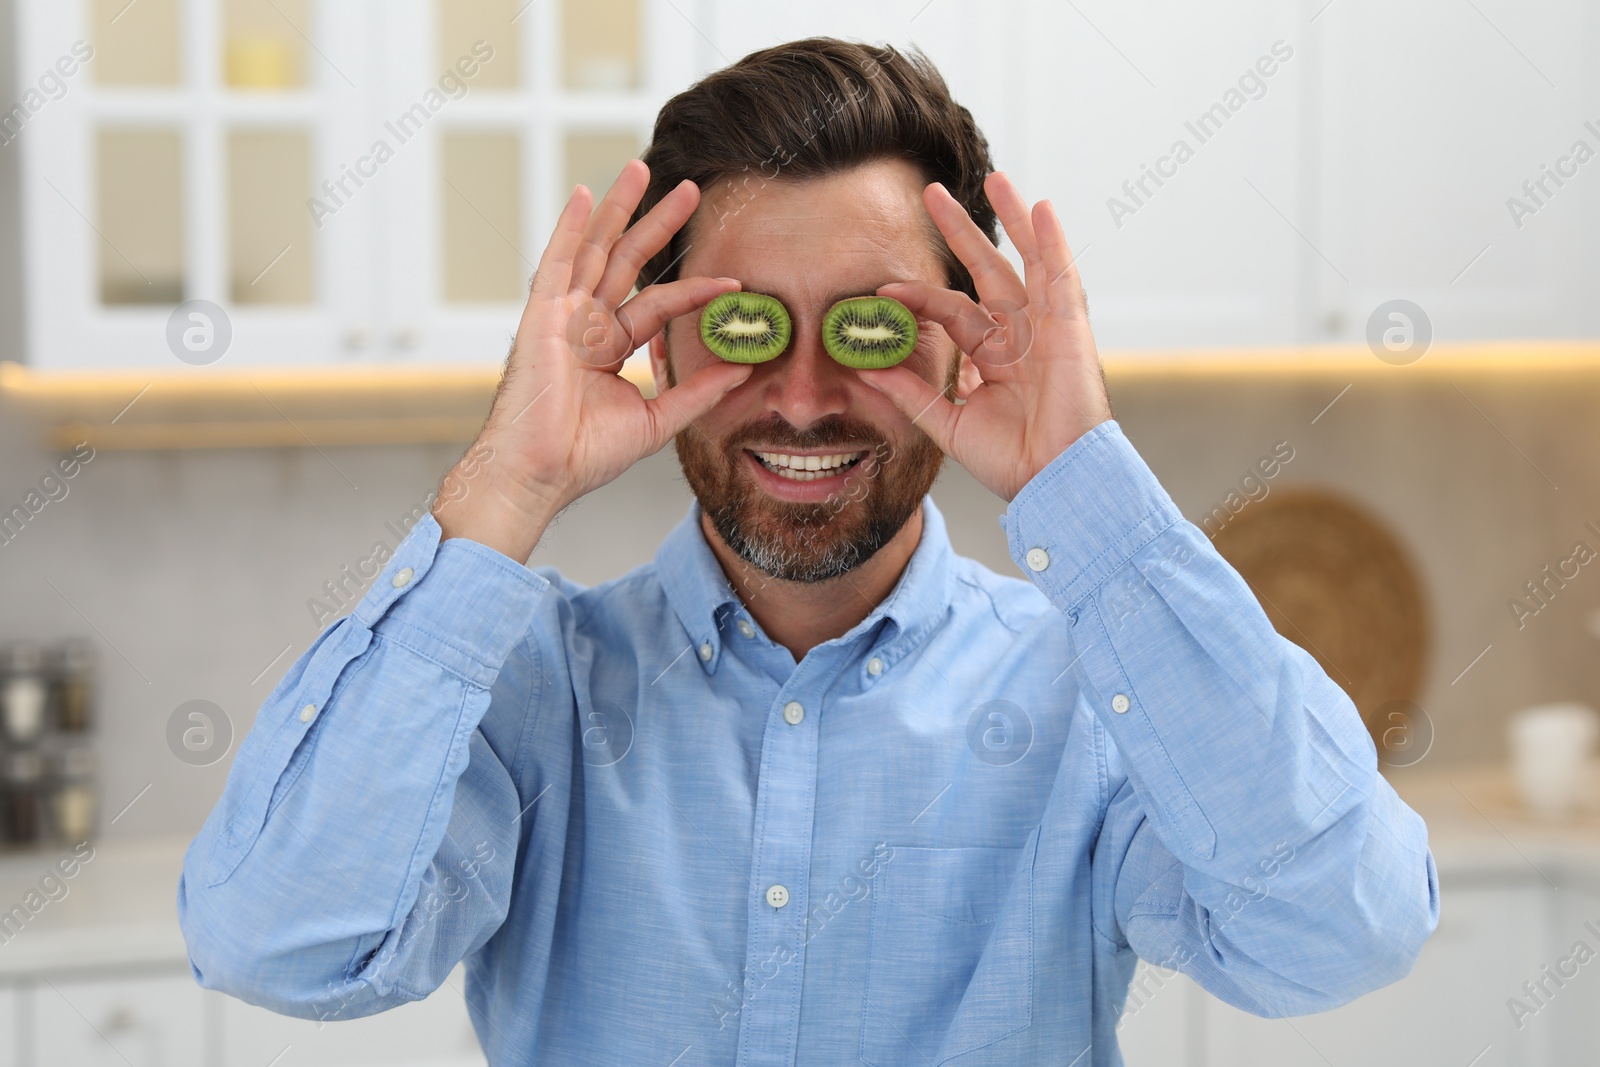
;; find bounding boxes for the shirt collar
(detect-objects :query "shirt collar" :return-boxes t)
[654,494,957,674]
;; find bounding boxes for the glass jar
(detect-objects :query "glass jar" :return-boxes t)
[1,748,46,847]
[49,740,96,844]
[51,637,94,734]
[1,643,49,747]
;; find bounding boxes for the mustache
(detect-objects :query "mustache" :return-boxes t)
[731,417,880,453]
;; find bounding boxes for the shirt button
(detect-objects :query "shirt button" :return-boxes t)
[391,566,414,588]
[765,884,790,908]
[1112,693,1130,714]
[1026,547,1050,572]
[737,619,755,638]
[300,703,317,722]
[866,657,884,676]
[782,701,804,725]
[699,642,713,661]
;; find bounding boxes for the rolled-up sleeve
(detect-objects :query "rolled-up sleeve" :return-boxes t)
[1001,419,1440,1016]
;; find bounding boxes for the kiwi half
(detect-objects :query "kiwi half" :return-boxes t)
[699,291,792,363]
[822,296,918,369]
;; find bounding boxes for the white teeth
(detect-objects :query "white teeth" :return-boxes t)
[754,450,861,471]
[752,450,864,480]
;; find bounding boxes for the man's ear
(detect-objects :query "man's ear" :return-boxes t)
[956,351,982,400]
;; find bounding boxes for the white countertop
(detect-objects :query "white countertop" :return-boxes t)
[0,834,192,978]
[1,763,1597,979]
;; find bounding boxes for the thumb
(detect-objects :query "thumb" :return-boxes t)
[644,361,754,446]
[856,365,959,454]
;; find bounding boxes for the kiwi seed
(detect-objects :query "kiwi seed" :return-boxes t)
[822,296,918,369]
[699,291,792,363]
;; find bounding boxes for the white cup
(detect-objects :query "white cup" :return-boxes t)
[1509,703,1599,818]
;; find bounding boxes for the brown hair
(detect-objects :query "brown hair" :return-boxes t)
[629,37,998,305]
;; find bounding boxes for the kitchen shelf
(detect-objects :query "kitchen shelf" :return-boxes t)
[4,341,1598,452]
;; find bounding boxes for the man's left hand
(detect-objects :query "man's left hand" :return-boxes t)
[858,171,1113,504]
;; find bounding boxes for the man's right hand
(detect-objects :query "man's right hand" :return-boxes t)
[432,159,753,562]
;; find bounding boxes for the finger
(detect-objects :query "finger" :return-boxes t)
[522,184,594,335]
[853,363,960,456]
[876,279,990,354]
[984,172,1049,310]
[568,276,740,368]
[878,279,1033,371]
[643,361,755,451]
[593,178,701,307]
[616,276,740,356]
[923,180,1025,308]
[569,159,650,297]
[1035,199,1088,316]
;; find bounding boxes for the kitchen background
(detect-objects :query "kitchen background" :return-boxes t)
[0,0,1598,1065]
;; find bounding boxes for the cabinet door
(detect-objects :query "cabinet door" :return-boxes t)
[219,965,485,1066]
[0,985,17,1067]
[1542,885,1600,1066]
[1204,883,1547,1067]
[1310,0,1600,343]
[1011,0,1306,349]
[16,0,374,368]
[1117,960,1197,1066]
[379,0,703,368]
[33,972,207,1067]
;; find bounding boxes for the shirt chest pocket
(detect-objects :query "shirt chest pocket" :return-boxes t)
[861,830,1037,1066]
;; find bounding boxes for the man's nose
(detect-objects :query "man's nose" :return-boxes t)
[763,324,853,428]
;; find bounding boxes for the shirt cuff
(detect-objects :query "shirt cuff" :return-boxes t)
[998,420,1184,611]
[351,512,552,688]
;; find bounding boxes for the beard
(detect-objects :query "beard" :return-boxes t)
[667,355,957,584]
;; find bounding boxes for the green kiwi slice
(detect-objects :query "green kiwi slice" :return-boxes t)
[699,291,792,363]
[822,296,918,369]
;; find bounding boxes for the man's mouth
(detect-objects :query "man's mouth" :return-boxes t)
[746,449,867,482]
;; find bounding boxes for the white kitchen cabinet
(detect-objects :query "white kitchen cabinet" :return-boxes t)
[1203,882,1549,1067]
[1011,0,1306,350]
[218,963,486,1067]
[1542,883,1600,1066]
[1308,0,1600,345]
[33,971,208,1067]
[13,0,699,369]
[1006,0,1600,349]
[0,986,17,1067]
[2,968,484,1067]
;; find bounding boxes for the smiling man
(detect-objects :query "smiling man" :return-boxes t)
[178,38,1439,1067]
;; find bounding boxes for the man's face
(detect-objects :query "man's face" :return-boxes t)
[651,157,963,583]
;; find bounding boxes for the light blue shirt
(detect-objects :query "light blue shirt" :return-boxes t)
[177,420,1439,1066]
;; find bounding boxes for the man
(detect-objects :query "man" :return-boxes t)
[178,38,1438,1066]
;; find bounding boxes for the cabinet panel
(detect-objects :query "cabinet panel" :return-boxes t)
[219,965,485,1066]
[33,972,207,1067]
[1311,0,1600,342]
[0,986,16,1067]
[1542,885,1600,1066]
[1205,884,1547,1067]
